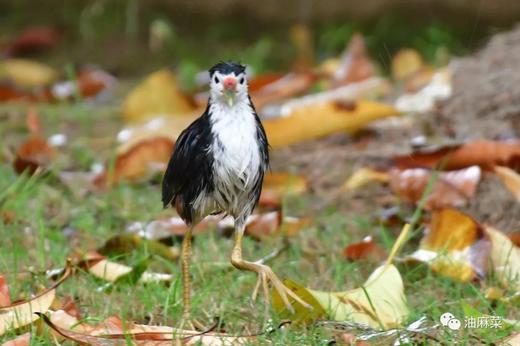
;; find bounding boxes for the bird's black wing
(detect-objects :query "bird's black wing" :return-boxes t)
[249,96,270,207]
[161,111,214,224]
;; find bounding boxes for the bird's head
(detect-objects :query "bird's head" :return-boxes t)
[209,61,248,108]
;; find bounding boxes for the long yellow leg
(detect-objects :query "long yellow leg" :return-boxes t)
[181,227,193,320]
[230,224,312,313]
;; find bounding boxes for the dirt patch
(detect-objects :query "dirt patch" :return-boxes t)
[271,25,520,232]
[436,24,520,140]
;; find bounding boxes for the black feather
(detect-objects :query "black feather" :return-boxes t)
[161,107,214,224]
[209,61,246,77]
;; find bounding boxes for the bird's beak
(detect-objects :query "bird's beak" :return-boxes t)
[223,77,237,106]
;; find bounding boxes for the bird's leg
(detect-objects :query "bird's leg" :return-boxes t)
[178,226,201,331]
[229,221,312,314]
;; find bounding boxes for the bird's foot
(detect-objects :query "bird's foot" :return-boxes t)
[251,263,312,314]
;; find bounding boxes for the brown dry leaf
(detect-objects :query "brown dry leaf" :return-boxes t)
[40,312,254,345]
[0,59,57,88]
[51,67,116,101]
[244,212,311,240]
[0,332,31,346]
[273,225,410,329]
[97,137,174,185]
[343,236,387,262]
[251,72,315,109]
[393,140,520,171]
[0,84,36,102]
[247,73,284,93]
[3,26,59,56]
[264,100,398,149]
[122,70,195,123]
[494,166,520,201]
[0,263,71,335]
[407,209,491,282]
[0,276,10,307]
[13,110,55,175]
[332,33,376,87]
[510,233,520,247]
[391,48,424,81]
[389,166,481,210]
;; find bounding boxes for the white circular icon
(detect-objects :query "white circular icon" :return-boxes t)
[440,312,461,330]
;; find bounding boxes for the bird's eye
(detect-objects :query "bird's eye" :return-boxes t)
[214,76,219,84]
[239,77,245,84]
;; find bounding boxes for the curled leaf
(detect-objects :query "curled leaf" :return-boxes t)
[0,263,71,335]
[494,166,520,201]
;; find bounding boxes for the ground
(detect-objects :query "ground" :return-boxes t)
[0,26,519,345]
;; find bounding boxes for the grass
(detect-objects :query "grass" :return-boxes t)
[0,99,518,345]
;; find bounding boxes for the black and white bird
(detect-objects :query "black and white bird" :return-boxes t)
[162,62,309,327]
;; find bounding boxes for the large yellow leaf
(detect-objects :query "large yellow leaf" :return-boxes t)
[0,59,57,88]
[273,225,410,329]
[0,264,70,335]
[264,100,398,149]
[122,70,196,123]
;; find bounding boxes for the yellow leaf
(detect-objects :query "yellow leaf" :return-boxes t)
[273,225,410,329]
[264,100,398,149]
[487,227,520,291]
[342,167,389,192]
[391,49,424,81]
[494,166,520,201]
[407,209,489,282]
[0,59,57,88]
[122,70,196,123]
[0,264,70,335]
[263,172,308,195]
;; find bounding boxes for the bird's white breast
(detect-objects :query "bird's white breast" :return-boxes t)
[209,100,261,216]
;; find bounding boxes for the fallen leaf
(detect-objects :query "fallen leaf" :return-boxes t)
[259,172,308,208]
[494,166,520,201]
[39,312,254,345]
[343,236,387,262]
[98,234,179,261]
[332,33,375,87]
[51,67,116,100]
[391,48,424,81]
[407,209,491,282]
[0,59,57,88]
[394,140,520,171]
[389,166,481,210]
[0,332,31,346]
[4,26,59,56]
[0,276,10,307]
[251,72,315,109]
[499,332,520,345]
[395,68,452,113]
[273,225,410,329]
[0,263,71,335]
[510,232,520,247]
[341,167,389,192]
[122,70,195,123]
[487,227,520,291]
[86,256,173,284]
[264,100,398,149]
[244,212,311,240]
[247,73,284,93]
[0,84,35,102]
[98,137,174,185]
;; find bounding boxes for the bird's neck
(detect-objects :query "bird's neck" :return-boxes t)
[207,97,254,124]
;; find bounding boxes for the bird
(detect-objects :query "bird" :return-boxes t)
[162,61,310,328]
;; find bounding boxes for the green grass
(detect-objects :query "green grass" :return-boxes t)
[0,102,518,345]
